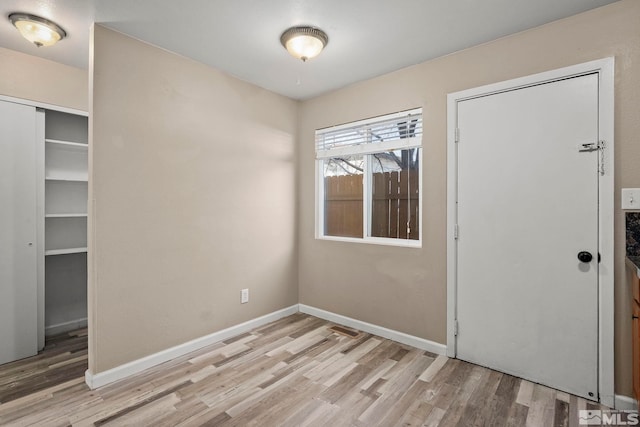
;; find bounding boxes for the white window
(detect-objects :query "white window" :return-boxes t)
[315,108,422,247]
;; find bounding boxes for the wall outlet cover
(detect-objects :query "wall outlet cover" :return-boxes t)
[622,188,640,210]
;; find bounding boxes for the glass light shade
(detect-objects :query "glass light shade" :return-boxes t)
[9,14,66,47]
[280,26,328,62]
[285,35,324,61]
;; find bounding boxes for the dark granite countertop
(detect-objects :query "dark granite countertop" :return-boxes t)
[626,213,640,276]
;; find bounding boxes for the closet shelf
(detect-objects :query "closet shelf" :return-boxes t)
[45,176,88,183]
[45,247,87,256]
[45,213,88,218]
[45,139,88,149]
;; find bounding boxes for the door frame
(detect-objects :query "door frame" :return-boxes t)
[446,58,615,407]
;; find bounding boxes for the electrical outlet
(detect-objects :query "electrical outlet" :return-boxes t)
[241,288,249,304]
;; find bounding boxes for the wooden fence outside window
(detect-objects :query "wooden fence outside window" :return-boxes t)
[324,170,419,240]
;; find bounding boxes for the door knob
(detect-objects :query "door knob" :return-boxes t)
[577,251,593,263]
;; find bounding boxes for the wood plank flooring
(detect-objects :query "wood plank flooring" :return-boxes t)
[0,314,607,426]
[0,328,88,405]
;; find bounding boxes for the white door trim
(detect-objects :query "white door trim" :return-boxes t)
[446,57,615,407]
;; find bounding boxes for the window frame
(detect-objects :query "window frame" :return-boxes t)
[315,109,423,248]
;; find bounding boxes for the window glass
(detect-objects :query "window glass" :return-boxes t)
[315,109,422,246]
[371,149,419,240]
[323,156,364,238]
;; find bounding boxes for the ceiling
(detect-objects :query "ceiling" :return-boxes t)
[0,0,621,100]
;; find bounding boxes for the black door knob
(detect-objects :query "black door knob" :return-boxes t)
[577,251,593,263]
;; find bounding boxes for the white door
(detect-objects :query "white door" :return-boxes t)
[0,100,38,365]
[455,74,599,400]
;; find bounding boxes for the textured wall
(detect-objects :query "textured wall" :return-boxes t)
[0,47,87,111]
[89,25,298,372]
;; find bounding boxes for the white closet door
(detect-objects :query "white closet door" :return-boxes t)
[0,100,38,365]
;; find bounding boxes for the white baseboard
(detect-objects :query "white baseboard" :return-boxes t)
[84,305,299,390]
[45,317,88,336]
[298,304,446,356]
[615,394,638,410]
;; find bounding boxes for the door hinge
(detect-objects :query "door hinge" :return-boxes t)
[454,320,459,337]
[454,224,459,240]
[455,128,460,143]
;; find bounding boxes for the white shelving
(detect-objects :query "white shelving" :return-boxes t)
[45,248,88,256]
[45,138,88,182]
[44,248,88,256]
[45,168,88,216]
[45,213,88,218]
[45,216,87,253]
[45,138,88,148]
[45,176,88,182]
[43,111,88,239]
[43,109,89,337]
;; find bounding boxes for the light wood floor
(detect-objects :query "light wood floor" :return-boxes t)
[0,313,606,426]
[0,328,88,404]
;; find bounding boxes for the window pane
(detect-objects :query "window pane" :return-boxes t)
[323,156,364,238]
[370,149,419,240]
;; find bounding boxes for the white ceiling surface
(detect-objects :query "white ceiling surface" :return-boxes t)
[0,0,621,100]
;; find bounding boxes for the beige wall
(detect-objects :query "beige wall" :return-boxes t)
[298,0,640,397]
[89,25,298,372]
[0,47,87,111]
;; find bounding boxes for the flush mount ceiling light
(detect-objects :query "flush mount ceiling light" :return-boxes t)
[280,26,328,62]
[8,13,66,47]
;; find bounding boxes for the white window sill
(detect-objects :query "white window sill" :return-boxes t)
[316,234,422,248]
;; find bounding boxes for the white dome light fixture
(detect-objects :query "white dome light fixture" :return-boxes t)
[8,13,66,47]
[280,26,328,62]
